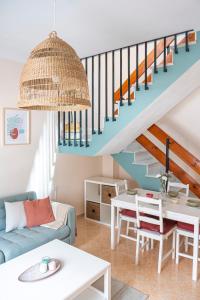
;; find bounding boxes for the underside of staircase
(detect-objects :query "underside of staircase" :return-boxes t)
[113,125,200,197]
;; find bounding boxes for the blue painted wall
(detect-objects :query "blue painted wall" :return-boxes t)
[112,152,161,191]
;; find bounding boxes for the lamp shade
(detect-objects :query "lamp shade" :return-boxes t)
[18,31,91,111]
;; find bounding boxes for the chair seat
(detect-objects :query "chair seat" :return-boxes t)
[120,209,136,218]
[140,219,176,234]
[177,221,200,233]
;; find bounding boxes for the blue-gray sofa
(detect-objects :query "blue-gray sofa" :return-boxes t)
[0,191,76,264]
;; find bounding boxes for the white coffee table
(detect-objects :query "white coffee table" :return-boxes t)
[0,239,111,300]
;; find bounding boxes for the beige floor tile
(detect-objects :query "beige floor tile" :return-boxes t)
[75,216,200,300]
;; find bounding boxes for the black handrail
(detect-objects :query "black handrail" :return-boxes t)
[81,29,193,60]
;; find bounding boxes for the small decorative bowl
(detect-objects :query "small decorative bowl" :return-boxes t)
[127,189,137,195]
[168,191,178,198]
[187,199,200,207]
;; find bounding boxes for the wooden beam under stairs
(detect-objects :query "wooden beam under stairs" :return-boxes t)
[136,134,200,198]
[148,124,200,176]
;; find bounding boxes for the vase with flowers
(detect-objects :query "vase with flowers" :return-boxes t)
[156,172,172,196]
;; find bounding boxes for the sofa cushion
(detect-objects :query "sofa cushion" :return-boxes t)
[0,192,37,231]
[5,201,27,232]
[0,225,70,262]
[24,198,55,227]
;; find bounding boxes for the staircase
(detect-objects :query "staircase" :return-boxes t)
[57,30,200,156]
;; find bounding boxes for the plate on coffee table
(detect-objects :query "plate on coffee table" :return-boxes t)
[18,259,61,282]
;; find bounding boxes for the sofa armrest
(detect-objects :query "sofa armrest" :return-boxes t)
[65,204,76,244]
[51,201,76,244]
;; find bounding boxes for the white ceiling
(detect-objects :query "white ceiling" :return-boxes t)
[0,0,200,62]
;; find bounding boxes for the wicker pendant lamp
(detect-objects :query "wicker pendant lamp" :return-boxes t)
[18,0,90,111]
[18,31,90,111]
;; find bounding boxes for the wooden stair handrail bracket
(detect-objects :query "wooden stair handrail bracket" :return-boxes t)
[148,124,200,176]
[136,135,200,198]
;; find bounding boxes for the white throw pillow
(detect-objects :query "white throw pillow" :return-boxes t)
[5,201,27,232]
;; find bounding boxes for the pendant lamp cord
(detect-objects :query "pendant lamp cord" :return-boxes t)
[53,0,56,32]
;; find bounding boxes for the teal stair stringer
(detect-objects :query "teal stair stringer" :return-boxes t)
[112,152,161,192]
[58,32,200,156]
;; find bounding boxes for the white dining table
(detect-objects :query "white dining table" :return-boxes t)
[111,188,200,281]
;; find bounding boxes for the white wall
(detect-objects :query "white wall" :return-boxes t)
[158,87,200,160]
[102,155,138,188]
[0,59,102,215]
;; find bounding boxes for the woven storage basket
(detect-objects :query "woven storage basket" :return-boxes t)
[18,31,90,111]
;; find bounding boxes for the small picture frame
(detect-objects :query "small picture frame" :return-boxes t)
[3,108,30,145]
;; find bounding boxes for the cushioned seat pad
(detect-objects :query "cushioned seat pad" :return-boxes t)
[120,209,136,218]
[0,225,70,262]
[140,219,176,234]
[177,222,200,232]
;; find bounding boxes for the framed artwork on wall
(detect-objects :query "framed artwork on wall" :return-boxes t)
[3,108,30,145]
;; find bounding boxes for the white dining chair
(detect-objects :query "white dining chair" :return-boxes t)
[167,182,190,251]
[117,180,138,243]
[167,182,189,197]
[176,220,200,267]
[135,195,176,273]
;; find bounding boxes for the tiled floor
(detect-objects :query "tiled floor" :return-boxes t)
[75,216,200,300]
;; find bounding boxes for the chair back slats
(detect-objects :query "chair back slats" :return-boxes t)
[116,180,128,195]
[167,182,189,197]
[139,215,160,226]
[136,195,164,233]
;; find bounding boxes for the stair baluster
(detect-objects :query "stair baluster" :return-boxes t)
[74,112,77,146]
[79,111,83,147]
[63,112,66,146]
[105,52,109,121]
[112,50,116,121]
[68,112,72,146]
[91,56,96,133]
[58,112,61,146]
[136,44,140,90]
[163,37,167,72]
[144,42,149,90]
[154,40,158,73]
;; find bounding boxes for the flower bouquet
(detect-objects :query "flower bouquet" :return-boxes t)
[156,172,172,194]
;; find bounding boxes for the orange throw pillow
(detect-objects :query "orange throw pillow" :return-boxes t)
[24,197,55,227]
